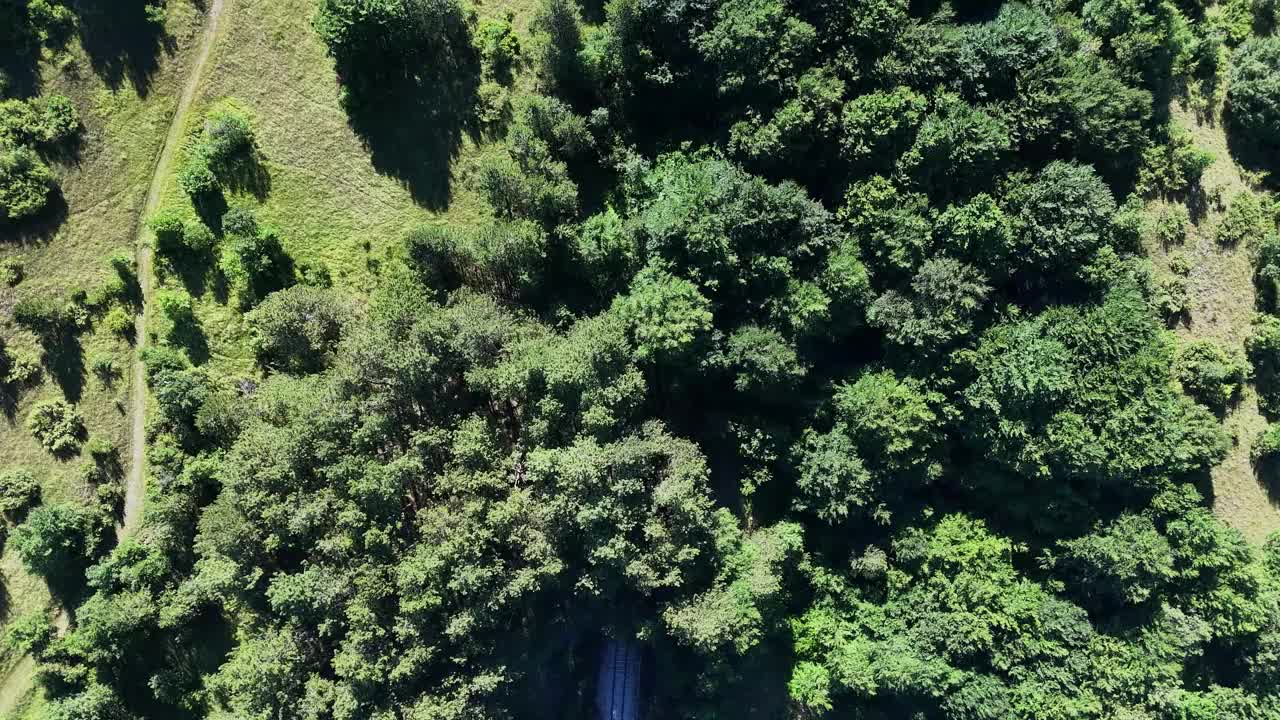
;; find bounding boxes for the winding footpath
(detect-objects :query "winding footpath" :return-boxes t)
[121,0,227,539]
[0,2,227,716]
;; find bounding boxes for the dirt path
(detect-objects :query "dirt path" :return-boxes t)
[0,5,227,717]
[120,0,227,539]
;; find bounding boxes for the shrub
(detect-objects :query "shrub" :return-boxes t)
[102,307,134,340]
[1168,251,1192,276]
[1216,191,1269,246]
[26,400,84,455]
[148,206,188,254]
[1134,126,1214,197]
[1154,203,1190,246]
[247,285,351,373]
[1176,339,1247,410]
[177,155,217,199]
[1248,313,1280,414]
[0,99,41,146]
[89,354,119,386]
[0,468,40,516]
[1153,275,1189,319]
[35,94,78,144]
[5,347,42,386]
[1254,423,1280,462]
[0,145,55,220]
[156,288,196,341]
[183,220,216,251]
[4,612,53,656]
[202,106,256,174]
[12,295,69,338]
[478,12,521,82]
[0,257,23,286]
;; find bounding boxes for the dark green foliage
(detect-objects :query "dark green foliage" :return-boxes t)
[1248,313,1280,416]
[1055,513,1175,609]
[867,258,990,352]
[1228,36,1280,151]
[218,210,294,310]
[477,12,520,83]
[899,94,1011,195]
[42,0,1280,716]
[613,266,714,365]
[1005,160,1118,277]
[725,325,804,395]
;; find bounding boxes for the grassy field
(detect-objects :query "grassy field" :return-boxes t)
[149,0,530,380]
[1143,98,1280,546]
[0,3,205,716]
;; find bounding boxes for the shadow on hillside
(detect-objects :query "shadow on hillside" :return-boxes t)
[69,0,176,97]
[343,54,481,210]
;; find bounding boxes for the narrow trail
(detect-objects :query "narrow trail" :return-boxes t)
[121,0,227,539]
[0,4,227,717]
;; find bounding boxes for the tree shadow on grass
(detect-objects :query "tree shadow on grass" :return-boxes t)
[68,0,175,97]
[41,333,86,404]
[0,193,70,248]
[169,319,210,366]
[342,55,481,211]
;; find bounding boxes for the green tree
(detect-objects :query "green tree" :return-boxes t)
[613,266,714,365]
[1228,36,1280,151]
[11,504,88,583]
[247,285,351,373]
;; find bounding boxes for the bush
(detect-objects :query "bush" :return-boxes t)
[1154,203,1190,246]
[1249,313,1280,414]
[0,257,23,286]
[148,206,188,254]
[0,145,55,220]
[1134,126,1214,197]
[89,354,119,385]
[1216,191,1269,246]
[5,347,41,386]
[177,155,217,199]
[1168,251,1192,276]
[1176,339,1247,410]
[183,220,216,251]
[4,612,53,656]
[1254,423,1280,462]
[102,307,134,340]
[0,468,40,516]
[26,400,84,455]
[12,295,69,338]
[478,12,521,82]
[202,106,256,174]
[35,94,78,144]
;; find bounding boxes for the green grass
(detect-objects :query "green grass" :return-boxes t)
[0,4,205,717]
[150,0,534,381]
[1142,100,1280,545]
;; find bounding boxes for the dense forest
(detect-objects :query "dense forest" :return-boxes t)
[8,0,1280,717]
